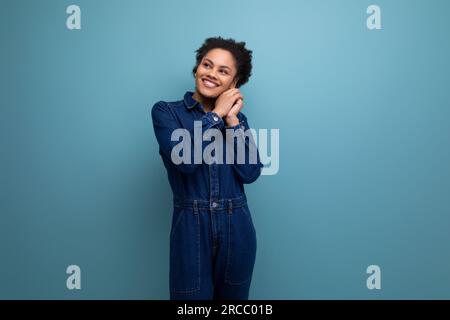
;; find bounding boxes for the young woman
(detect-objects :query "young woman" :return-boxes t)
[151,36,264,300]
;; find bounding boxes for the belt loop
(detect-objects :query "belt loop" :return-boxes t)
[193,200,198,214]
[228,199,232,215]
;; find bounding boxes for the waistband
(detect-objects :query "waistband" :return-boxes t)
[173,194,247,211]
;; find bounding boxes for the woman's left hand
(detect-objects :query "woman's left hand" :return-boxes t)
[224,98,243,127]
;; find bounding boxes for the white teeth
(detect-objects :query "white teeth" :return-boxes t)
[203,79,218,88]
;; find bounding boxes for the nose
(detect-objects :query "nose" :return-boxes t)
[208,68,219,79]
[208,73,218,80]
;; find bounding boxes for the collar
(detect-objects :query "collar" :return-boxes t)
[183,91,199,110]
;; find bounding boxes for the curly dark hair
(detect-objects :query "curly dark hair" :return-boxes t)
[192,36,253,88]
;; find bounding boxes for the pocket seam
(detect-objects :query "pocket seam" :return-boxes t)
[169,209,201,294]
[224,206,254,285]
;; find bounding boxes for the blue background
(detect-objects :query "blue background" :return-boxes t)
[1,0,449,299]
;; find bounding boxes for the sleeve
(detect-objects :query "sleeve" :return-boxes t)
[225,113,264,184]
[151,101,225,174]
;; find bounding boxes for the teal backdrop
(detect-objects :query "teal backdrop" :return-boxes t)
[1,0,450,299]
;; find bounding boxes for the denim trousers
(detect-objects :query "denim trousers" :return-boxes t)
[169,194,257,300]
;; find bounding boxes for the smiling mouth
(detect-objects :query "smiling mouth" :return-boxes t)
[202,78,219,88]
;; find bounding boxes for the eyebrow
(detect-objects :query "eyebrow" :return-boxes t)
[203,58,231,70]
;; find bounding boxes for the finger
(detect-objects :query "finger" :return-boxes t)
[232,93,244,102]
[226,88,240,95]
[227,105,239,116]
[237,98,244,110]
[229,90,243,98]
[229,99,243,114]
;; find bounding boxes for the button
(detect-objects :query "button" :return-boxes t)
[211,202,218,208]
[213,116,219,122]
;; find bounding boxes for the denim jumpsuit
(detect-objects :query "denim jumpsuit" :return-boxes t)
[151,91,264,300]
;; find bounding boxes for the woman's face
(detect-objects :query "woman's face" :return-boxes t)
[194,48,238,98]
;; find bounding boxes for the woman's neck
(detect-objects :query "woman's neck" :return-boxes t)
[192,90,216,113]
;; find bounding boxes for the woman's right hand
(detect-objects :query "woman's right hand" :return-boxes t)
[213,88,244,118]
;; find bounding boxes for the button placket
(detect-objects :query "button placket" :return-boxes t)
[209,160,220,209]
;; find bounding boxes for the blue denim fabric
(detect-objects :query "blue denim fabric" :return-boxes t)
[151,91,263,299]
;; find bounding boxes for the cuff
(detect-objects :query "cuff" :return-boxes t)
[225,121,245,130]
[225,122,246,138]
[204,111,224,130]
